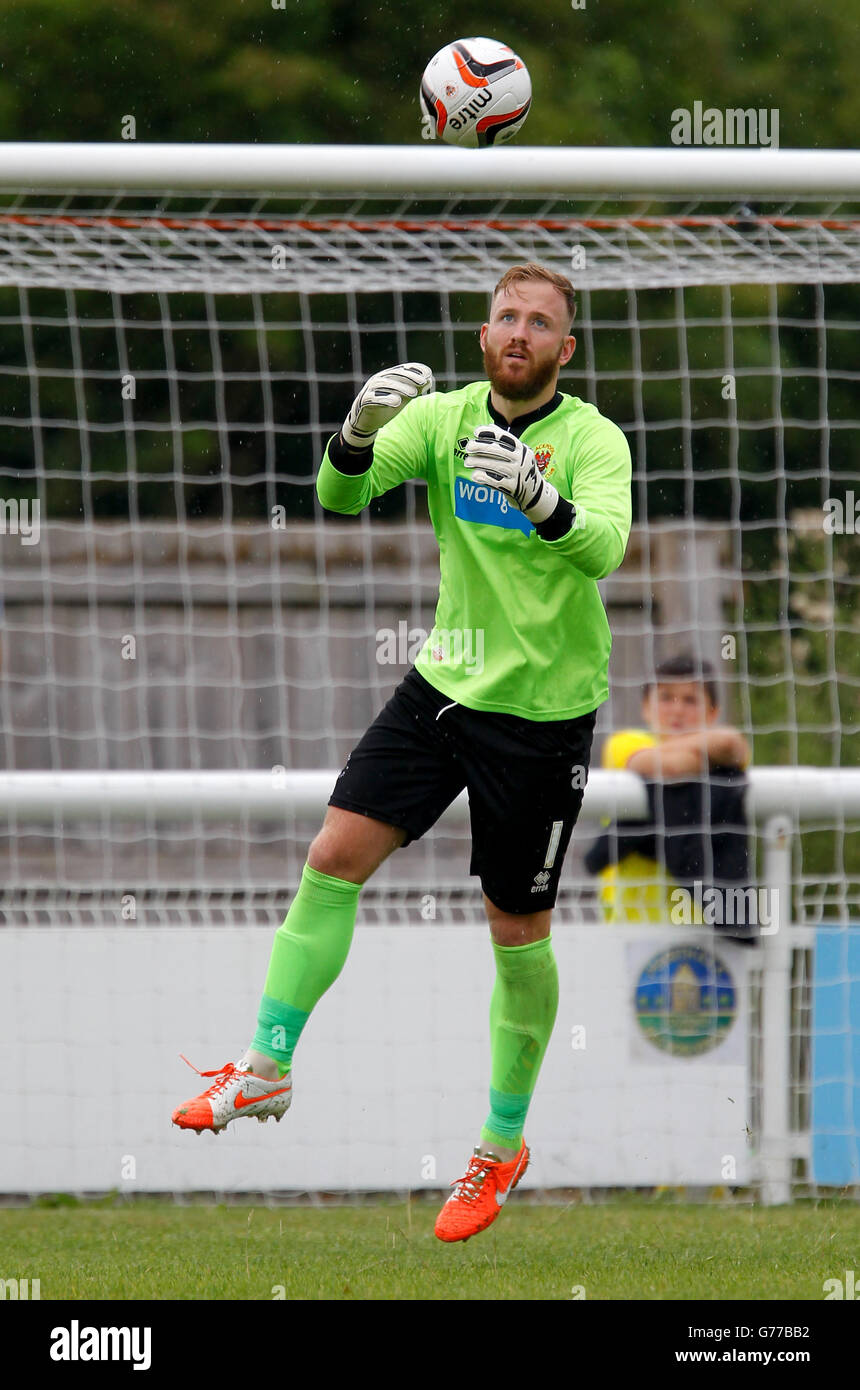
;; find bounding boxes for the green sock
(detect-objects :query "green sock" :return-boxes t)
[480,936,559,1153]
[251,862,360,1076]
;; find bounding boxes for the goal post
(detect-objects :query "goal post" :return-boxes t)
[0,143,858,1201]
[0,142,857,193]
[0,145,858,300]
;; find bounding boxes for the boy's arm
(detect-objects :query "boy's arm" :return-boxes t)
[626,727,750,778]
[602,729,655,770]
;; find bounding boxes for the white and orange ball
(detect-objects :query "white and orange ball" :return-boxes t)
[420,37,532,148]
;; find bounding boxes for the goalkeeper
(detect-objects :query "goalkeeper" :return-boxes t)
[173,262,632,1243]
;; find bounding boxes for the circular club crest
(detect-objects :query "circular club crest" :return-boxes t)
[634,945,737,1057]
[533,443,555,475]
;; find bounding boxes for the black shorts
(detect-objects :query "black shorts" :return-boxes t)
[328,667,597,914]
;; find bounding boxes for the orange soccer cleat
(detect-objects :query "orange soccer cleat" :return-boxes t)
[171,1056,292,1134]
[434,1141,530,1243]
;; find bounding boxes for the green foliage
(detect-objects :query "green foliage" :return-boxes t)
[0,0,857,146]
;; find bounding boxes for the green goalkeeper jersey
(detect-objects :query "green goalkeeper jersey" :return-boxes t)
[316,381,632,720]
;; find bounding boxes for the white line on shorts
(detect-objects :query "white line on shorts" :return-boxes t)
[435,701,458,721]
[544,820,564,868]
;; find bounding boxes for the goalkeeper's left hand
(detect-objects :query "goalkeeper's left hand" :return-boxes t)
[463,424,561,525]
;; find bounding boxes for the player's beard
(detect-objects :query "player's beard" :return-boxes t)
[483,339,561,402]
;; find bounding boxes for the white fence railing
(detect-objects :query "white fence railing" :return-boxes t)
[1,767,858,822]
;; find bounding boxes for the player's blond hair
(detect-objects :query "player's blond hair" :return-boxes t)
[491,263,577,331]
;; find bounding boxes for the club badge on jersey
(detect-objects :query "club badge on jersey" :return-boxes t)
[533,444,556,476]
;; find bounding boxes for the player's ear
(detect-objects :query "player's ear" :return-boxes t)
[559,335,575,365]
[479,322,489,350]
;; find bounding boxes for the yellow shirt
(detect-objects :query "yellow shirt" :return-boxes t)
[596,729,689,924]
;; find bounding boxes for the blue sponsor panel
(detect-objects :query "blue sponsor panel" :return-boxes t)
[454,477,533,535]
[811,927,860,1185]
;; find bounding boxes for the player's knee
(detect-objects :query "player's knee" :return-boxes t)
[307,825,386,885]
[484,895,552,945]
[307,807,406,884]
[306,832,361,883]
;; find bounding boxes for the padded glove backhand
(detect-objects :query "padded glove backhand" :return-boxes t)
[341,363,435,449]
[464,424,560,524]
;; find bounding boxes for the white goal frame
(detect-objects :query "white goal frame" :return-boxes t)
[0,143,858,194]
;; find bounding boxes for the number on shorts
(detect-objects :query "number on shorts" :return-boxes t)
[543,820,563,869]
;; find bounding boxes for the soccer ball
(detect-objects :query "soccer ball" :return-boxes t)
[420,37,532,148]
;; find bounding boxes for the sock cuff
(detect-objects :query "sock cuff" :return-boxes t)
[252,994,310,1067]
[300,861,362,904]
[482,1087,532,1149]
[491,935,556,978]
[489,1085,533,1117]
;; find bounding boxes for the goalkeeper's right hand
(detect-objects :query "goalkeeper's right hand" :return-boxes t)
[341,363,435,450]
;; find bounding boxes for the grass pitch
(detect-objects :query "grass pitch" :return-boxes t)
[2,1197,858,1300]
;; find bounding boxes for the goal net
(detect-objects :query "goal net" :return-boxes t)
[0,145,858,1200]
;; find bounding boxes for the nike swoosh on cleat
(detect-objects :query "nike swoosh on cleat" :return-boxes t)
[496,1152,528,1204]
[234,1086,290,1110]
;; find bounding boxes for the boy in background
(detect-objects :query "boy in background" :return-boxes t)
[586,655,751,927]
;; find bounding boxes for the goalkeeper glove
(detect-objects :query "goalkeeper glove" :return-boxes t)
[341,362,435,450]
[464,424,564,526]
